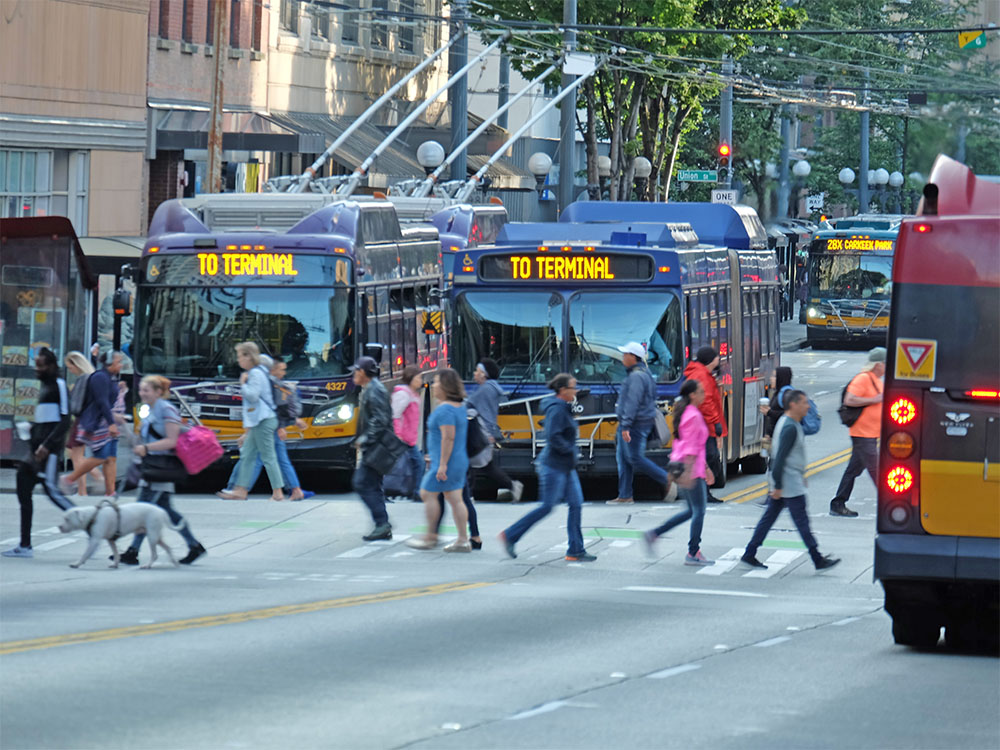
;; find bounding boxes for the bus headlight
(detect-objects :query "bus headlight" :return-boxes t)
[807,307,826,321]
[313,403,354,426]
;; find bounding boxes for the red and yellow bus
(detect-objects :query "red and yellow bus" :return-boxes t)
[874,155,1000,650]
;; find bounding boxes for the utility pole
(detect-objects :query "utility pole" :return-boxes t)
[206,0,229,194]
[497,53,510,130]
[720,55,733,189]
[448,0,469,182]
[557,0,577,213]
[777,105,790,219]
[859,69,870,213]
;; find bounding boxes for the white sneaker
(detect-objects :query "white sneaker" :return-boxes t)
[511,480,524,503]
[2,546,33,558]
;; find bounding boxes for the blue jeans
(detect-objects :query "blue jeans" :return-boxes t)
[226,433,301,492]
[624,421,668,487]
[405,445,423,498]
[129,486,199,551]
[616,426,633,498]
[503,464,585,556]
[650,477,707,556]
[832,437,878,504]
[353,462,388,526]
[235,418,283,490]
[745,494,820,561]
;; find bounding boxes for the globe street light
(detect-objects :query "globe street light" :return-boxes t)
[528,152,553,217]
[838,167,856,186]
[888,170,904,213]
[792,159,811,178]
[416,140,445,176]
[873,168,890,186]
[633,156,652,201]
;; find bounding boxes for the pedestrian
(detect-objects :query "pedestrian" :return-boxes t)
[606,341,668,505]
[643,379,714,566]
[741,389,840,571]
[2,348,75,558]
[406,368,471,552]
[60,350,123,498]
[466,358,523,502]
[498,374,596,562]
[391,365,424,502]
[64,350,98,497]
[683,346,726,502]
[350,355,394,541]
[218,343,285,501]
[117,375,206,566]
[218,357,313,501]
[761,366,794,445]
[829,347,885,517]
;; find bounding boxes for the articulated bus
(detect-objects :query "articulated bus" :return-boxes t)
[874,156,1000,650]
[133,199,445,470]
[805,215,903,348]
[448,201,780,490]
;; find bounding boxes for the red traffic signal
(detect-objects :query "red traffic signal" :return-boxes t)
[718,143,731,158]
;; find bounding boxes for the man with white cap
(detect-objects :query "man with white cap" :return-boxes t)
[830,346,886,517]
[607,341,668,503]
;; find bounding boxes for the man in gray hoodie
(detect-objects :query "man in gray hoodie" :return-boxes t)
[741,390,840,571]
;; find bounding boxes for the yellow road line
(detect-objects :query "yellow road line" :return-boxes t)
[723,447,853,505]
[0,581,493,656]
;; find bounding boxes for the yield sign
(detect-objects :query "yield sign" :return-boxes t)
[895,338,937,382]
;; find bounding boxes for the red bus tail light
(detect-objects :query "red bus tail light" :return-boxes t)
[965,389,1000,399]
[914,223,932,233]
[886,466,914,494]
[889,397,917,425]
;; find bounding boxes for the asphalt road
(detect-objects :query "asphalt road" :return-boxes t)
[2,349,997,750]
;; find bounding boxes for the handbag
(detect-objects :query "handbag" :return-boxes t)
[466,412,490,458]
[362,429,409,475]
[652,410,671,447]
[140,453,186,483]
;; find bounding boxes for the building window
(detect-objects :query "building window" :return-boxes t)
[230,0,241,48]
[398,0,414,52]
[1,149,89,235]
[307,1,328,39]
[370,0,388,48]
[182,0,194,42]
[206,0,216,43]
[340,0,359,44]
[280,0,298,33]
[159,0,171,38]
[251,0,263,49]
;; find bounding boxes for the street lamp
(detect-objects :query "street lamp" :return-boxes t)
[873,168,890,212]
[528,151,553,218]
[597,155,611,200]
[633,156,652,201]
[789,159,810,216]
[888,171,904,213]
[416,140,445,176]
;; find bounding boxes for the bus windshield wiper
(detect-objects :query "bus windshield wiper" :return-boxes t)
[508,331,556,400]
[574,332,618,397]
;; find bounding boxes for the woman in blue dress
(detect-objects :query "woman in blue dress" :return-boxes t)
[408,369,470,552]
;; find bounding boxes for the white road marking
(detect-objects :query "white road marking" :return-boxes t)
[391,551,415,557]
[647,663,701,679]
[369,535,409,545]
[610,672,627,678]
[754,636,791,648]
[830,359,847,368]
[623,585,768,599]
[743,549,804,579]
[697,547,743,576]
[337,547,379,558]
[609,540,632,548]
[205,575,239,580]
[507,701,598,720]
[441,723,462,731]
[34,538,78,551]
[810,360,830,368]
[832,617,860,626]
[714,644,729,650]
[787,626,801,631]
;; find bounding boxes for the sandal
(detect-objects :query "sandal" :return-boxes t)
[443,540,472,553]
[405,537,438,550]
[217,491,247,501]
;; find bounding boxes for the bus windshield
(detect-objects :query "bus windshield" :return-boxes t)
[568,292,683,383]
[137,286,354,380]
[809,254,893,300]
[453,291,563,383]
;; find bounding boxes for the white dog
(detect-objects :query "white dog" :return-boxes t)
[59,502,181,569]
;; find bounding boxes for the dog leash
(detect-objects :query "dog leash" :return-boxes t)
[85,499,123,540]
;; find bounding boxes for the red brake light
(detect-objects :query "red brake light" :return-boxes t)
[886,466,914,494]
[914,223,932,233]
[965,389,1000,399]
[889,397,917,425]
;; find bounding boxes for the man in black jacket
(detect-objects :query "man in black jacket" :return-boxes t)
[3,348,74,559]
[350,356,393,541]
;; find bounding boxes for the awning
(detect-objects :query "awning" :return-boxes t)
[152,109,326,153]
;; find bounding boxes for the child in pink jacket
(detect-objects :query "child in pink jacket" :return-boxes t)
[391,366,424,501]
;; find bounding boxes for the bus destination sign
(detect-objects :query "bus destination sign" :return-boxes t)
[480,253,654,282]
[197,252,298,277]
[822,237,895,252]
[144,253,349,286]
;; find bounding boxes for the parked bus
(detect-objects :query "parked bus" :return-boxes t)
[447,202,780,489]
[874,156,999,650]
[132,199,444,470]
[805,215,902,348]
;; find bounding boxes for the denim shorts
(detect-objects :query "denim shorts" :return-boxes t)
[89,439,118,460]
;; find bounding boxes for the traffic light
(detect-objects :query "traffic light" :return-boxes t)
[717,143,731,183]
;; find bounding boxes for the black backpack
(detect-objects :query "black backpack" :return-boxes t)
[837,373,876,427]
[69,373,91,417]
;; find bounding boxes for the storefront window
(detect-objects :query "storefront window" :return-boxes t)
[0,149,88,234]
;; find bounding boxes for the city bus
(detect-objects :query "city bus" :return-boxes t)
[874,156,999,650]
[805,215,902,349]
[133,198,444,471]
[448,201,780,490]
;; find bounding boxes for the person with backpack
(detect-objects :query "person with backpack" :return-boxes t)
[389,365,424,502]
[63,350,97,497]
[218,342,285,501]
[829,347,886,517]
[117,375,206,566]
[218,357,313,501]
[683,346,727,503]
[2,348,75,559]
[498,374,596,562]
[466,358,523,503]
[762,366,794,444]
[741,389,840,571]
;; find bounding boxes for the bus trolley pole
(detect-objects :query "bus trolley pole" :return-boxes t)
[287,34,465,194]
[557,0,577,213]
[453,58,603,204]
[206,0,230,194]
[336,32,512,199]
[410,62,560,198]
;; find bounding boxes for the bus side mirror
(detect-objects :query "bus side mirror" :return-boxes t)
[364,343,384,363]
[112,288,132,316]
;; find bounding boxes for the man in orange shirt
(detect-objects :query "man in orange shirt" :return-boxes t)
[830,347,886,517]
[684,346,726,502]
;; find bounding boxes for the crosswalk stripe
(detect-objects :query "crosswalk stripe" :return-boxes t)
[811,360,830,368]
[34,538,79,552]
[743,550,803,578]
[697,547,743,576]
[830,359,847,368]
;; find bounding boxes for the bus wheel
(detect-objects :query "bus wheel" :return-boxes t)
[741,454,768,475]
[946,614,1000,654]
[891,609,941,649]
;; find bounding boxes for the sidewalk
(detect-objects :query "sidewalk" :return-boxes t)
[780,317,808,352]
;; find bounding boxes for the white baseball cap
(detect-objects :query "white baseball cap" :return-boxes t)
[617,341,645,360]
